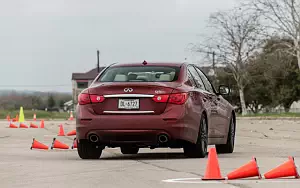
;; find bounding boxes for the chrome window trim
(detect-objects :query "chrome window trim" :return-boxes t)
[103,111,154,114]
[103,94,154,98]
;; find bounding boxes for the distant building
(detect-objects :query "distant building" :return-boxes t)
[71,67,106,109]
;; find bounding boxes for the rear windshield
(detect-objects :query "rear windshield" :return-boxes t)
[97,66,180,82]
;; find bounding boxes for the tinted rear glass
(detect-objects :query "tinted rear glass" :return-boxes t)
[98,66,180,82]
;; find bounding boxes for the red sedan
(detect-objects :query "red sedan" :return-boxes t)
[76,61,236,159]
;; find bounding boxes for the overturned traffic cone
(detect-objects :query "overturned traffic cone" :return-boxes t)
[57,124,65,136]
[19,123,28,128]
[51,138,69,149]
[9,123,18,128]
[71,138,77,149]
[30,122,39,128]
[264,156,300,179]
[30,138,49,150]
[227,157,261,180]
[202,148,225,180]
[67,129,76,136]
[40,120,45,128]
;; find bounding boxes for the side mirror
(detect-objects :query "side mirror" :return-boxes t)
[218,85,230,95]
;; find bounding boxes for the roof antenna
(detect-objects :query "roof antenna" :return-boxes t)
[142,60,147,65]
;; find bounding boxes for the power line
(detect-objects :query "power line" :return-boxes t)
[0,84,70,87]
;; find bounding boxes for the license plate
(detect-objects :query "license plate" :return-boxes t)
[118,99,139,109]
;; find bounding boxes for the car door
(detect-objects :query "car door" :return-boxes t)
[187,65,216,136]
[193,66,229,138]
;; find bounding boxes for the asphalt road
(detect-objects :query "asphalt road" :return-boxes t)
[1,118,300,188]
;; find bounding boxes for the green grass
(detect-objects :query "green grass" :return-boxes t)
[237,112,300,118]
[0,110,71,120]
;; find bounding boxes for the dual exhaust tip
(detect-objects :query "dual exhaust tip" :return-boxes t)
[88,133,169,144]
[158,134,169,144]
[89,134,99,143]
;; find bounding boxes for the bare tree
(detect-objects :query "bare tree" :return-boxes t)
[193,7,265,115]
[248,0,300,69]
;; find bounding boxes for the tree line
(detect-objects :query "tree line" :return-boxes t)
[0,90,72,111]
[194,0,300,115]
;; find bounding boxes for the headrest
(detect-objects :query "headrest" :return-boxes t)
[114,74,128,81]
[159,74,171,81]
[169,72,175,80]
[136,75,149,81]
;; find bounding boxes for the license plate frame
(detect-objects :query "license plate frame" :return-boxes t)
[118,99,140,110]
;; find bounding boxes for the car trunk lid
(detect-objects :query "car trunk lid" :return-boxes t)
[87,82,181,115]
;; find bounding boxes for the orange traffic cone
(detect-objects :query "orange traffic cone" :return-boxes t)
[33,113,36,121]
[227,157,261,180]
[9,123,18,128]
[71,138,77,149]
[6,115,10,121]
[264,156,300,179]
[19,123,28,128]
[202,148,225,180]
[30,138,49,150]
[40,120,45,128]
[30,122,39,128]
[68,111,74,120]
[57,124,65,136]
[67,129,76,136]
[51,138,69,149]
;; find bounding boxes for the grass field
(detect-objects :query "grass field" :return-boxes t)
[0,110,71,120]
[237,112,300,117]
[1,110,299,120]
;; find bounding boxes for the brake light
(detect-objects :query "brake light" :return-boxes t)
[152,93,189,105]
[152,94,169,103]
[78,93,91,105]
[90,94,105,103]
[168,93,189,105]
[78,93,105,105]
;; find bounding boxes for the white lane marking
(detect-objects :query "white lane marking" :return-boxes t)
[162,177,300,184]
[162,178,222,184]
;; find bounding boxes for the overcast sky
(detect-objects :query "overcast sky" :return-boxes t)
[0,0,237,92]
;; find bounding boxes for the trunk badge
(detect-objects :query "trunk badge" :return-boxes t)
[124,88,133,92]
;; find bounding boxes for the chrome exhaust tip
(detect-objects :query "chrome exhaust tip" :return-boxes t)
[89,134,99,143]
[158,134,169,143]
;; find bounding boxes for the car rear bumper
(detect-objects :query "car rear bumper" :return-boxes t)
[76,105,198,146]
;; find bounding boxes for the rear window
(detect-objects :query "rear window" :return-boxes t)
[97,66,180,82]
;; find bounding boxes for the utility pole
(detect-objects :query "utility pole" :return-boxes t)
[207,51,216,69]
[212,51,215,70]
[206,51,216,77]
[97,50,100,73]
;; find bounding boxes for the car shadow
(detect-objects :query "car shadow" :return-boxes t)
[101,152,187,160]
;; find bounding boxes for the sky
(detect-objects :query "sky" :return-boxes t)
[0,0,237,92]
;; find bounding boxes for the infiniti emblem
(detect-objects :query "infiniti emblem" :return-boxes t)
[124,88,133,92]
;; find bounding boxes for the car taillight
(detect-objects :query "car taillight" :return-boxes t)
[89,94,105,103]
[168,93,189,105]
[78,93,91,105]
[152,93,189,105]
[152,94,169,103]
[78,93,105,105]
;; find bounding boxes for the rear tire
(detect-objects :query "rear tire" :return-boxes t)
[183,114,208,158]
[216,115,236,154]
[77,140,103,159]
[120,146,139,154]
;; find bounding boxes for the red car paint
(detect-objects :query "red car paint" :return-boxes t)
[76,62,234,149]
